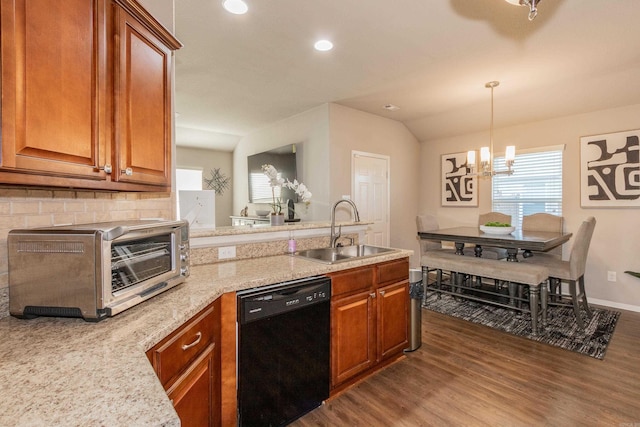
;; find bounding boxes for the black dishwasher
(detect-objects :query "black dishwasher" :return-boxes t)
[237,276,331,426]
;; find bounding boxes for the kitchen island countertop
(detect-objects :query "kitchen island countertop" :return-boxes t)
[0,249,411,427]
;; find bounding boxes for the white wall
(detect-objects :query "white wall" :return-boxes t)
[233,104,330,220]
[137,0,174,32]
[329,104,421,265]
[419,103,640,311]
[233,103,422,265]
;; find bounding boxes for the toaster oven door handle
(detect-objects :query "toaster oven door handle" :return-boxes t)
[182,332,202,351]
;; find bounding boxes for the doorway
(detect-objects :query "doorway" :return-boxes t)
[352,151,390,246]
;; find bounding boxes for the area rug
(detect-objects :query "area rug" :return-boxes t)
[424,293,620,360]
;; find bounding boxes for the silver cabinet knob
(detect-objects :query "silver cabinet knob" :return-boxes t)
[379,290,386,296]
[122,167,133,176]
[369,292,376,299]
[99,164,112,174]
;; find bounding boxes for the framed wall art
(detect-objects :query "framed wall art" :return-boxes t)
[580,129,640,208]
[441,152,477,207]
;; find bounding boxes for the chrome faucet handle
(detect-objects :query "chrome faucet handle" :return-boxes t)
[331,224,342,248]
[346,237,355,246]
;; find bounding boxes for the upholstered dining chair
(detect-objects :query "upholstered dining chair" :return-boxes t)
[417,214,448,302]
[522,216,596,329]
[522,213,564,257]
[479,211,512,226]
[474,212,512,260]
[416,214,442,256]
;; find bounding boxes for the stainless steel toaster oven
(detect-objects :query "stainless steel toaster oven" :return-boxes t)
[8,219,189,321]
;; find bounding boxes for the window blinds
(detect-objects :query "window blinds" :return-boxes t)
[492,148,563,229]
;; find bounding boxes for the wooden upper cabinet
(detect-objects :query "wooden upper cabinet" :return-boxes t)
[0,0,181,191]
[0,0,108,182]
[113,4,172,186]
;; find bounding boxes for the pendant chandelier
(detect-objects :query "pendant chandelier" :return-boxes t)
[505,0,542,21]
[467,81,515,178]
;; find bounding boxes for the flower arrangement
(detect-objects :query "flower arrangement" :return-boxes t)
[262,164,312,215]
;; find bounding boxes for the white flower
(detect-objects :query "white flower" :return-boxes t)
[262,164,284,187]
[284,179,312,203]
[261,164,312,214]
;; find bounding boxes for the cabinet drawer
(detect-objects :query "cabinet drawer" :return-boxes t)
[149,305,216,387]
[377,258,409,285]
[330,266,375,297]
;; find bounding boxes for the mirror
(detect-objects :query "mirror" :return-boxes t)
[247,144,299,203]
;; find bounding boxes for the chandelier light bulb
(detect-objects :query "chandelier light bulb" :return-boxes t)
[505,146,516,162]
[467,150,476,166]
[480,147,491,163]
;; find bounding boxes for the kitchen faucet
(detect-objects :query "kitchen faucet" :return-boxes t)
[330,199,361,248]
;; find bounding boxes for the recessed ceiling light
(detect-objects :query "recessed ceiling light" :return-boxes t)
[383,104,400,111]
[222,0,248,15]
[314,40,333,52]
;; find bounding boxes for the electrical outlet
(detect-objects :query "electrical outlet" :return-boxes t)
[218,246,236,260]
[607,271,617,282]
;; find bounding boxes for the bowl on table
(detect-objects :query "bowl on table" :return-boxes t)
[255,210,271,217]
[479,225,515,235]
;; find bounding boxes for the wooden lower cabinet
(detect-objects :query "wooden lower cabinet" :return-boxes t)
[147,298,221,427]
[167,345,217,427]
[377,280,410,360]
[331,289,376,385]
[329,258,409,391]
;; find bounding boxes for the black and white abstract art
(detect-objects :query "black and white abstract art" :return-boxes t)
[441,152,477,207]
[580,130,640,208]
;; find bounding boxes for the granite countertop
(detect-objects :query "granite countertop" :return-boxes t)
[0,249,411,427]
[190,220,370,238]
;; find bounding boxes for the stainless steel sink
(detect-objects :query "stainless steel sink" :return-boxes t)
[295,245,397,264]
[338,244,395,257]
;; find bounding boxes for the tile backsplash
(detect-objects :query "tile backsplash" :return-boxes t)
[0,188,175,319]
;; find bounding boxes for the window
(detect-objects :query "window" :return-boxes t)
[176,168,203,191]
[249,171,281,202]
[492,146,563,229]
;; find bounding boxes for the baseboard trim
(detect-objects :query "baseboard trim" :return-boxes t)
[589,297,640,313]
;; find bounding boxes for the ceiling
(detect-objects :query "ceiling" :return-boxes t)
[173,0,640,151]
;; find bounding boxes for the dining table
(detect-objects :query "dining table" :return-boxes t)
[418,226,573,261]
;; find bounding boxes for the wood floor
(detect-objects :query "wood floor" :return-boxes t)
[291,306,640,426]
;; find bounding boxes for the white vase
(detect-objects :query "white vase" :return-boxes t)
[270,213,285,226]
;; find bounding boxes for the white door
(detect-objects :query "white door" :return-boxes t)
[352,152,390,246]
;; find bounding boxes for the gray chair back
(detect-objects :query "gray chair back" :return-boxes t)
[416,215,441,255]
[569,216,596,279]
[479,212,512,226]
[523,213,564,256]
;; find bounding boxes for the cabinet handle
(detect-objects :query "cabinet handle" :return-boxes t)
[369,292,376,299]
[379,290,386,296]
[181,332,202,350]
[99,164,113,174]
[122,167,133,176]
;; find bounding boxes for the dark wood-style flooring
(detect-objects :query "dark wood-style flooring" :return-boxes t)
[292,306,640,426]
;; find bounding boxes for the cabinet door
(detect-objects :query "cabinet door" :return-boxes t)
[113,5,172,187]
[0,0,108,181]
[331,290,376,387]
[167,344,219,427]
[377,281,409,360]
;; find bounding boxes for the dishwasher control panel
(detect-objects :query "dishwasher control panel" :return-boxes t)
[237,276,331,324]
